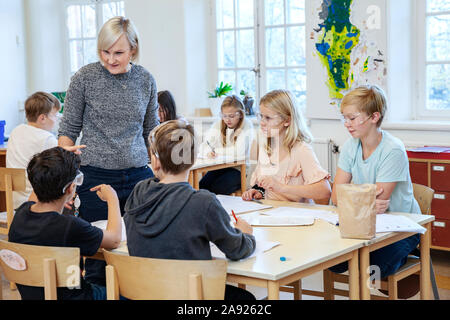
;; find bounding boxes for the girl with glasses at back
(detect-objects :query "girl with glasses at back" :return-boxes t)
[242,89,331,203]
[198,95,254,195]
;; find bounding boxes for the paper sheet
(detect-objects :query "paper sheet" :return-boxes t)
[261,207,339,225]
[91,218,127,241]
[216,194,273,215]
[239,211,315,226]
[210,239,280,261]
[376,214,427,234]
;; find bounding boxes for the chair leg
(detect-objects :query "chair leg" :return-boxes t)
[430,259,440,300]
[388,276,398,300]
[323,270,334,300]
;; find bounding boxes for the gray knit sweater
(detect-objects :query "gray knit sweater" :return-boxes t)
[58,62,159,169]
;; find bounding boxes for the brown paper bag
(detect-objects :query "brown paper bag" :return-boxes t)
[336,184,376,239]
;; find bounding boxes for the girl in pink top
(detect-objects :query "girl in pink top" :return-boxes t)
[242,90,331,203]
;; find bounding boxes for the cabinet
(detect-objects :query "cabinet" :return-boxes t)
[407,149,450,251]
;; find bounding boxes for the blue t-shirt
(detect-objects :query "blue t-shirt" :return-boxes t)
[338,130,420,214]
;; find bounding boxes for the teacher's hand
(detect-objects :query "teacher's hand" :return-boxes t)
[62,145,86,155]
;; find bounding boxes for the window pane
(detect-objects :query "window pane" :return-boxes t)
[287,26,305,66]
[216,0,234,29]
[266,27,284,67]
[236,0,254,27]
[218,70,237,94]
[69,40,83,73]
[427,0,450,12]
[427,15,450,61]
[287,0,305,24]
[237,29,255,67]
[67,5,82,38]
[84,39,97,65]
[237,70,256,97]
[265,0,284,25]
[267,69,285,91]
[427,64,450,110]
[287,68,306,110]
[82,5,96,38]
[217,31,235,68]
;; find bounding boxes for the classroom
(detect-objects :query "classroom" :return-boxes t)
[0,0,449,304]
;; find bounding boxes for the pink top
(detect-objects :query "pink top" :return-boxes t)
[250,141,330,203]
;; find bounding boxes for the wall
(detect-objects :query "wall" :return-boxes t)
[125,0,212,116]
[0,0,27,135]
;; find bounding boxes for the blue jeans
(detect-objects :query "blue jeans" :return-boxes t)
[78,165,153,286]
[329,234,421,279]
[199,168,241,195]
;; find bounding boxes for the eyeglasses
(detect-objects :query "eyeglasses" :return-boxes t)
[340,112,372,125]
[255,112,282,124]
[62,170,84,194]
[220,112,241,120]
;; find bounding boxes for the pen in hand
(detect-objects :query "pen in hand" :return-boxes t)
[231,210,238,223]
[207,140,215,153]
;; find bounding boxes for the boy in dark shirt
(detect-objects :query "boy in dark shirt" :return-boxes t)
[8,147,122,300]
[124,120,256,299]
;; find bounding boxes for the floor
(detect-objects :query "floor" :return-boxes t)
[1,246,449,300]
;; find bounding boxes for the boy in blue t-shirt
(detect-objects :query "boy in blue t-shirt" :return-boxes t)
[330,85,421,298]
[8,147,122,300]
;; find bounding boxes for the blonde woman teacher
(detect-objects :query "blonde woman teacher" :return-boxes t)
[58,17,158,286]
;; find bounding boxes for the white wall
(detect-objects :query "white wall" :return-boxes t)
[125,0,212,116]
[0,0,27,135]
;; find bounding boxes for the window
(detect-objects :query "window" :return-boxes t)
[214,0,306,110]
[416,0,450,119]
[65,0,125,77]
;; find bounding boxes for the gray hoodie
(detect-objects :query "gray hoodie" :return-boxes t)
[124,178,256,261]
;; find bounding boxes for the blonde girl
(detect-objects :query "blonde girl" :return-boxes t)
[242,89,331,203]
[199,95,254,195]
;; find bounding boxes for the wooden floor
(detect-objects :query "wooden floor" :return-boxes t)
[1,233,449,300]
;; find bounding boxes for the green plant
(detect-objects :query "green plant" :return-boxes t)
[208,82,233,98]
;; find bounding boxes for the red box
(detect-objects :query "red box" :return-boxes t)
[409,161,428,186]
[432,219,450,248]
[431,191,450,220]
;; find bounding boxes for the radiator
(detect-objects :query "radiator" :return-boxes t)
[312,138,339,180]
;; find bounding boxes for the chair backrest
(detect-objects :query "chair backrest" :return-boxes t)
[0,240,80,300]
[103,250,227,300]
[412,183,434,215]
[0,168,26,235]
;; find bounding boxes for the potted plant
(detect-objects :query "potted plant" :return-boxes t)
[239,90,255,116]
[207,82,233,117]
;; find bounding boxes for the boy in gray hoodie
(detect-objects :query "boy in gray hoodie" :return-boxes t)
[124,119,256,299]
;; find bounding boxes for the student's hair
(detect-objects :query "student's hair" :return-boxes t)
[220,95,245,146]
[260,89,312,156]
[340,85,387,127]
[27,147,81,203]
[97,16,140,63]
[157,90,177,122]
[149,119,196,175]
[25,92,61,123]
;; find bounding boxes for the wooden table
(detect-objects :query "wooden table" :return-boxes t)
[188,157,246,193]
[358,212,434,300]
[98,199,365,300]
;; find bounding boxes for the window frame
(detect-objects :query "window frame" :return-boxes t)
[212,0,307,110]
[62,0,125,82]
[414,0,450,120]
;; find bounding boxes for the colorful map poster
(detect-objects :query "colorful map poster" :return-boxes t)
[306,0,387,119]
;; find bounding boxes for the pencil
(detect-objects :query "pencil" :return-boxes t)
[231,210,238,223]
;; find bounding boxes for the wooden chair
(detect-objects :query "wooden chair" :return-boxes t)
[323,183,436,300]
[0,168,26,236]
[0,239,80,300]
[103,250,228,300]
